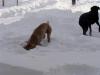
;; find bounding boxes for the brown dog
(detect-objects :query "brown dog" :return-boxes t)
[24,21,52,50]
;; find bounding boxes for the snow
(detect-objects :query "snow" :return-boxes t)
[0,0,100,75]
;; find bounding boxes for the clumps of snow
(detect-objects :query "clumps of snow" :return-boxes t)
[0,0,100,18]
[46,64,100,75]
[0,0,57,17]
[0,16,23,25]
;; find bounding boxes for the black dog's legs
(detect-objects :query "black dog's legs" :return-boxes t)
[83,27,88,35]
[89,25,92,36]
[96,21,100,32]
[99,26,100,32]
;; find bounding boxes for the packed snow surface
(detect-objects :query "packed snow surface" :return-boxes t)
[0,0,100,75]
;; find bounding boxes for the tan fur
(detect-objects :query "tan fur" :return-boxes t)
[24,21,52,50]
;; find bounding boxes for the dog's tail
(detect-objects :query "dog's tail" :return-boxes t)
[46,20,49,24]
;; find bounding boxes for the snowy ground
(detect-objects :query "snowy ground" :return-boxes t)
[0,0,100,75]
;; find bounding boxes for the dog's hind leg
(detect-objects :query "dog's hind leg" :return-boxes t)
[89,25,92,36]
[47,30,51,42]
[99,26,100,32]
[43,34,45,39]
[47,32,51,42]
[47,25,52,42]
[96,21,100,32]
[83,27,88,35]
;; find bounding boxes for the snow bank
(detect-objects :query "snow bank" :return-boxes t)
[0,9,100,72]
[0,0,100,18]
[0,0,57,17]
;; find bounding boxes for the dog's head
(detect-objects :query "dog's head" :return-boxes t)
[24,34,38,50]
[91,6,100,11]
[24,43,36,50]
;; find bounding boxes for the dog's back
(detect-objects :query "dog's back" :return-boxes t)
[33,22,49,36]
[33,22,51,40]
[79,11,99,26]
[24,21,52,50]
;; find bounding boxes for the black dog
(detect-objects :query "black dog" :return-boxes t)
[79,6,100,36]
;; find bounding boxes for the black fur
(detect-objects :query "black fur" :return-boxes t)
[79,6,100,36]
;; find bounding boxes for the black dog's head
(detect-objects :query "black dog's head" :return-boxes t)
[91,6,100,11]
